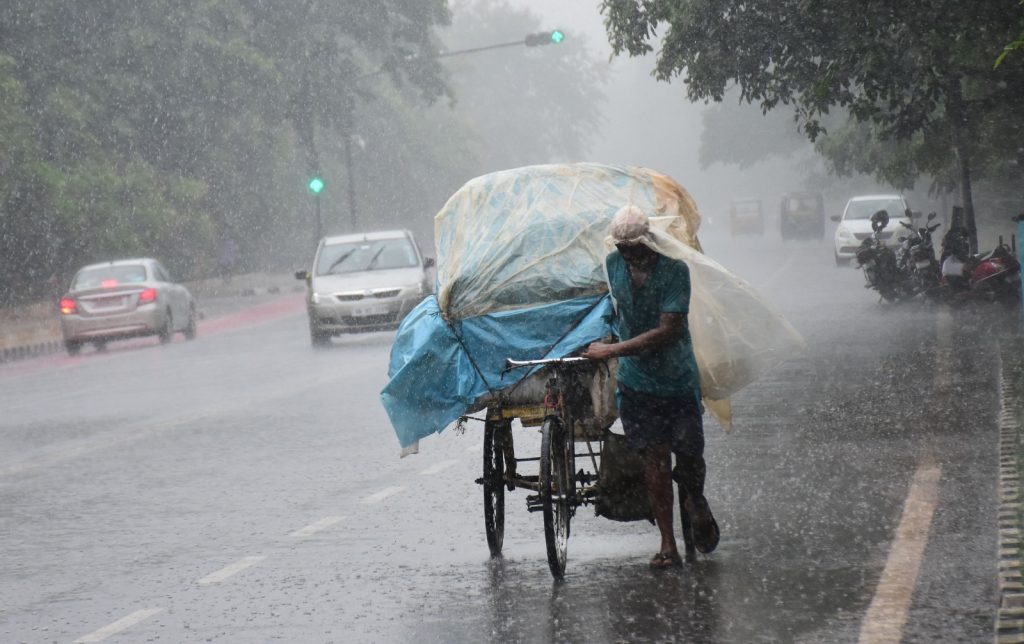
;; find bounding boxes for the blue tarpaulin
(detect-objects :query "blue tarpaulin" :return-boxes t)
[380,293,613,448]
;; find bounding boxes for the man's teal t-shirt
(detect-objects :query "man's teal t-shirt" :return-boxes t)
[606,250,701,399]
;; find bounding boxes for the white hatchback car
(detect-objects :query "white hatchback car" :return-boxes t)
[832,194,912,266]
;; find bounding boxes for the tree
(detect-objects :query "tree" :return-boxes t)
[996,0,1024,68]
[601,0,1024,251]
[0,0,458,302]
[698,98,808,170]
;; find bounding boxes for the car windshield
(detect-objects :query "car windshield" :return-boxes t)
[786,195,821,211]
[316,238,418,275]
[72,265,148,290]
[845,198,905,220]
[733,201,760,215]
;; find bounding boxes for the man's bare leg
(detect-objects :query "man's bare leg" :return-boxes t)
[645,444,678,562]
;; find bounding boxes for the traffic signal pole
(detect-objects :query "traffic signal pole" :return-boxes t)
[331,30,564,233]
[431,30,566,60]
[344,134,358,231]
[432,39,539,59]
[314,195,322,242]
[308,175,325,241]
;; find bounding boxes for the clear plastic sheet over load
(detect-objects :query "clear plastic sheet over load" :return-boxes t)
[434,163,703,320]
[381,163,805,449]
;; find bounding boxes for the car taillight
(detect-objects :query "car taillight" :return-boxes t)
[59,298,76,315]
[138,288,158,304]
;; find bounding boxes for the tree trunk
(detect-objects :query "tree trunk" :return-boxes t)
[947,78,978,253]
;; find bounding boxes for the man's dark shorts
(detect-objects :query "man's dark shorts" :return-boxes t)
[617,384,704,457]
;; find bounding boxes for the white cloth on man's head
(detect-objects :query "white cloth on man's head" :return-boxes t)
[609,205,651,246]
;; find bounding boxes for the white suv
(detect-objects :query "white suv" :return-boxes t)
[832,194,911,266]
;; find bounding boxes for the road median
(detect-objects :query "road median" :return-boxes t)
[0,272,304,362]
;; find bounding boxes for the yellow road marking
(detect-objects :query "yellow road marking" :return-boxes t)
[858,463,942,644]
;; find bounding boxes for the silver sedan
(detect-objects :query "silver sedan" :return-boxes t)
[59,258,196,355]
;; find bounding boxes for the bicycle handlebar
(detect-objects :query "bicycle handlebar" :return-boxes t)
[505,356,590,370]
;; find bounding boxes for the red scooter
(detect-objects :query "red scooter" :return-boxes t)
[939,227,1021,308]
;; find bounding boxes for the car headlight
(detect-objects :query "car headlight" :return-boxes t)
[311,292,322,305]
[837,227,854,240]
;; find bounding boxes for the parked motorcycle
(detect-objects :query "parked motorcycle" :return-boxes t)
[855,210,917,303]
[895,211,942,297]
[939,226,1022,308]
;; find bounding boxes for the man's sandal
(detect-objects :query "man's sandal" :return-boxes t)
[649,551,683,568]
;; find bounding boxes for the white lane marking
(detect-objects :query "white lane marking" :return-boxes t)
[74,608,163,643]
[197,555,266,585]
[289,516,344,538]
[361,486,405,504]
[419,459,458,475]
[858,464,942,644]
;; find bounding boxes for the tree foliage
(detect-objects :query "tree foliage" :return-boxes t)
[0,1,608,305]
[601,0,1024,248]
[0,0,451,305]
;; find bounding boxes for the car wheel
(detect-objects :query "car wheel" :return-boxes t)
[310,324,331,348]
[65,340,82,356]
[159,310,173,344]
[183,305,197,340]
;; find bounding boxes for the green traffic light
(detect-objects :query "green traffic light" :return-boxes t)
[308,177,324,194]
[550,30,565,44]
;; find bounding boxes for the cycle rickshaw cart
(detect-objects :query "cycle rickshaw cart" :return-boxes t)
[480,353,701,579]
[380,163,805,579]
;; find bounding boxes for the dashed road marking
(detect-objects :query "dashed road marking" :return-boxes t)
[858,463,942,644]
[361,486,405,504]
[197,555,266,585]
[74,608,162,643]
[289,516,344,538]
[419,459,458,475]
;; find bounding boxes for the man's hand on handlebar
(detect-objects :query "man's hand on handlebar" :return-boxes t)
[582,341,617,361]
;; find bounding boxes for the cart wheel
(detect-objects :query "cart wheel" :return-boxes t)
[540,416,572,579]
[483,421,506,557]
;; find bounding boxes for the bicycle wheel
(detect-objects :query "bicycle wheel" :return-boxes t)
[483,421,506,557]
[540,416,572,578]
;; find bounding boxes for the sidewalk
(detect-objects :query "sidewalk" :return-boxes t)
[996,336,1024,643]
[0,272,304,362]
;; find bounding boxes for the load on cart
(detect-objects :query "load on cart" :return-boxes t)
[380,163,803,577]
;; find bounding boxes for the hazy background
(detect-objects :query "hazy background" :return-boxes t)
[502,0,902,224]
[2,0,1018,305]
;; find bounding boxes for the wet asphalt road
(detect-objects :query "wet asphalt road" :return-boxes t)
[0,227,1015,643]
